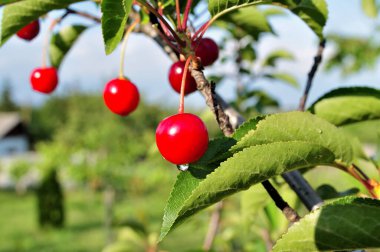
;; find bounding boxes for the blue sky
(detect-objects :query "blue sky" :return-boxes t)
[0,0,379,110]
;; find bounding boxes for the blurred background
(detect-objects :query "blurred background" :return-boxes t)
[0,0,380,251]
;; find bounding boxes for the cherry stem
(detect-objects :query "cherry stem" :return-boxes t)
[42,11,71,68]
[181,0,193,31]
[178,56,193,114]
[175,0,182,30]
[66,8,101,23]
[136,0,185,46]
[155,27,181,54]
[347,165,377,198]
[157,4,175,39]
[119,18,140,80]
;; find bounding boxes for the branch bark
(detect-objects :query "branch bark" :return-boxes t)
[202,201,223,251]
[298,40,326,111]
[190,59,235,136]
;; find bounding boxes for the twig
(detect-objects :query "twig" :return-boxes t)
[190,58,234,136]
[298,40,326,111]
[136,0,185,46]
[203,201,223,251]
[137,24,179,62]
[66,8,101,23]
[281,172,323,211]
[262,180,300,222]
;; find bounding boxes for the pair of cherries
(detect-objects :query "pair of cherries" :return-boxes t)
[156,38,219,165]
[103,77,209,165]
[168,38,219,95]
[103,77,208,165]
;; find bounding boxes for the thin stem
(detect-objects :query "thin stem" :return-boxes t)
[66,8,101,23]
[137,0,185,46]
[203,201,223,251]
[42,11,71,67]
[335,162,378,199]
[192,20,209,41]
[347,166,377,198]
[155,26,181,54]
[178,56,193,114]
[119,18,140,79]
[182,0,193,31]
[299,40,326,111]
[262,180,300,222]
[175,0,182,30]
[156,4,175,38]
[352,163,370,181]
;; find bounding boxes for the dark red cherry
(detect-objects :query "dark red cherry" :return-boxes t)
[156,113,209,165]
[103,78,140,116]
[30,67,59,94]
[168,61,197,95]
[17,20,40,41]
[195,38,219,66]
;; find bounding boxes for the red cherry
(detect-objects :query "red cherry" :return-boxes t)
[17,20,40,41]
[168,61,197,95]
[195,38,219,66]
[30,67,59,94]
[103,78,140,116]
[156,113,209,165]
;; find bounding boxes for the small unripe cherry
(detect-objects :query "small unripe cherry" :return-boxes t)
[168,61,197,95]
[17,20,40,41]
[30,67,59,94]
[156,113,209,165]
[195,38,219,66]
[103,78,140,116]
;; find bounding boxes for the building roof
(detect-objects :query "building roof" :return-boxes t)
[0,113,22,138]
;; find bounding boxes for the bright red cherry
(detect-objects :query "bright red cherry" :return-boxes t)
[17,20,40,41]
[156,113,209,165]
[103,78,140,116]
[168,61,197,95]
[195,38,219,66]
[30,67,59,94]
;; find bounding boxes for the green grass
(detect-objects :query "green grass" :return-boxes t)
[0,186,209,252]
[0,191,104,252]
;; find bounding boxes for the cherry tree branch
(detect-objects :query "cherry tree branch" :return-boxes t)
[203,201,223,251]
[298,40,326,111]
[190,59,235,136]
[66,8,101,23]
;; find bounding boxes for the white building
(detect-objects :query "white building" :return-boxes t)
[0,113,30,157]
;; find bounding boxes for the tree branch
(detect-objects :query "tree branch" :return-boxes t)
[298,40,326,111]
[203,201,223,251]
[262,180,300,222]
[66,8,101,23]
[190,59,235,136]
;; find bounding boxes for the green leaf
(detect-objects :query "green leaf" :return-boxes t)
[0,0,22,6]
[273,197,380,251]
[0,0,83,46]
[232,115,265,141]
[362,0,378,18]
[309,87,380,126]
[231,111,353,165]
[216,6,274,40]
[101,0,133,54]
[262,49,295,67]
[316,184,359,200]
[208,0,328,40]
[240,43,257,62]
[159,141,335,241]
[49,25,87,69]
[264,73,299,88]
